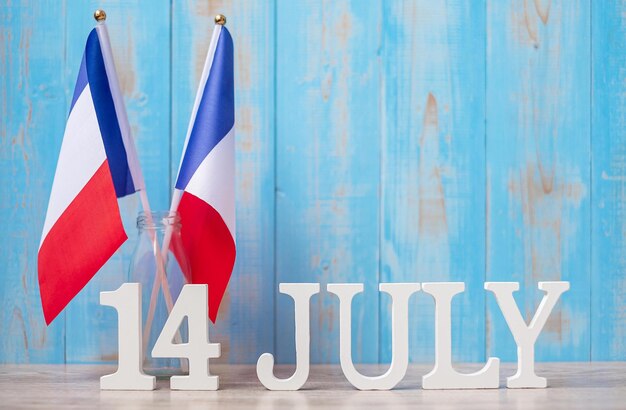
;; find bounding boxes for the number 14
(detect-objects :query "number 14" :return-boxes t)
[100,283,220,391]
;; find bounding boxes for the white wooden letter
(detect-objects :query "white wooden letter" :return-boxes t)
[100,283,156,390]
[151,284,221,390]
[422,282,500,389]
[327,283,420,390]
[485,281,570,388]
[256,283,320,390]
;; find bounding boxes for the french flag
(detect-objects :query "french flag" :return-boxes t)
[171,23,235,323]
[38,25,141,325]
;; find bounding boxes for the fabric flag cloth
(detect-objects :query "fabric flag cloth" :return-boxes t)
[38,28,140,325]
[171,24,235,323]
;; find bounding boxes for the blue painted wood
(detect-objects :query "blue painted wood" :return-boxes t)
[171,0,275,364]
[0,0,67,364]
[379,0,487,363]
[1,0,625,365]
[275,0,381,364]
[486,0,591,361]
[591,0,626,361]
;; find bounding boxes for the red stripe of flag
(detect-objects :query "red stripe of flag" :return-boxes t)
[173,191,236,323]
[38,161,127,324]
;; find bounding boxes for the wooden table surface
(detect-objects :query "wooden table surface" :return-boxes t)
[0,363,624,409]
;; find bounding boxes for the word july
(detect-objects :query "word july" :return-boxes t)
[100,281,569,391]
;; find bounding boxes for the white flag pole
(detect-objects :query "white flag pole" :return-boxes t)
[93,10,180,359]
[144,19,224,335]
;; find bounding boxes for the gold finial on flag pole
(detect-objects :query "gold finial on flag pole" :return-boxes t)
[214,14,227,25]
[94,9,107,22]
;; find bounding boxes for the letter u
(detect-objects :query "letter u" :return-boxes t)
[327,283,420,390]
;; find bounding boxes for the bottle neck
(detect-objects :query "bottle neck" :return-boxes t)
[137,211,181,233]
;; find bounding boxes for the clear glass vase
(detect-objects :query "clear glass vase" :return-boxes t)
[129,211,187,375]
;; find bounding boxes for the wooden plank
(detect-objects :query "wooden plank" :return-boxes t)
[379,1,487,363]
[486,0,591,361]
[591,0,626,360]
[64,1,171,363]
[0,0,67,363]
[2,363,626,408]
[171,0,275,363]
[275,0,381,364]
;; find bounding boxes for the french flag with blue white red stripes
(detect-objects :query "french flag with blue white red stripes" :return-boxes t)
[172,23,235,323]
[38,27,140,324]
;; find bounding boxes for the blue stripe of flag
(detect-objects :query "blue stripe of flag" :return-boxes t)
[70,54,88,111]
[78,28,136,198]
[175,27,234,190]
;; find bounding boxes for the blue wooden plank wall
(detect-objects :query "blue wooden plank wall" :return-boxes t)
[0,0,625,364]
[380,0,487,364]
[591,0,626,360]
[486,0,591,362]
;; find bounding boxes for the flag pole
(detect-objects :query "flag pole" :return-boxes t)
[144,14,226,335]
[93,10,181,364]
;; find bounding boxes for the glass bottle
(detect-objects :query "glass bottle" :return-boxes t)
[129,211,187,375]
